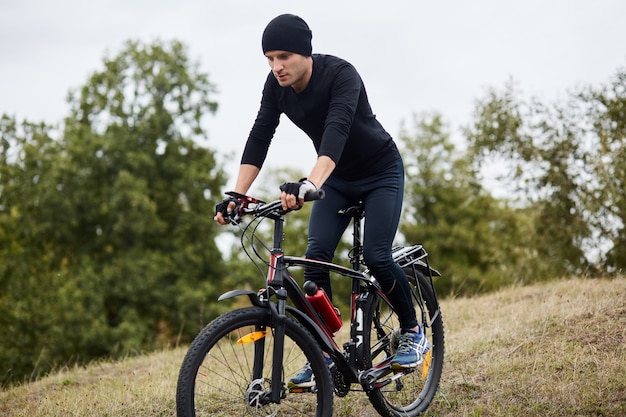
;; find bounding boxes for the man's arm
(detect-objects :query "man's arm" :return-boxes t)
[234,164,261,194]
[307,155,336,189]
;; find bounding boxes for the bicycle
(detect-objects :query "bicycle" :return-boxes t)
[176,190,445,417]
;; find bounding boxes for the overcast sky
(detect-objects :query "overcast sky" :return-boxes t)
[1,0,625,191]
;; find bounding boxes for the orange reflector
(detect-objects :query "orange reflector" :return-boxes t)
[237,331,266,344]
[421,349,432,379]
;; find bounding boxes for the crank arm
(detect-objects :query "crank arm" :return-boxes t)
[359,360,415,391]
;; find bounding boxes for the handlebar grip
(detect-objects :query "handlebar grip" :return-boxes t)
[304,189,325,202]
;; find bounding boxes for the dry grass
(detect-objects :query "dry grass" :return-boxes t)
[1,276,625,416]
[0,350,181,416]
[431,276,626,417]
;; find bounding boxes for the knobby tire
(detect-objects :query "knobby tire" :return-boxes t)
[176,306,333,417]
[364,271,445,417]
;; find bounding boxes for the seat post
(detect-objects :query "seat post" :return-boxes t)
[351,213,361,271]
[338,202,365,271]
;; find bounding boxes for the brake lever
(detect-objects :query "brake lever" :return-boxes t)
[225,191,266,205]
[223,191,267,223]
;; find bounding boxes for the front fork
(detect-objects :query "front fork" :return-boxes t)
[269,287,288,403]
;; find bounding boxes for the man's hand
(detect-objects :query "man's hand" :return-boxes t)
[279,179,316,210]
[214,196,241,225]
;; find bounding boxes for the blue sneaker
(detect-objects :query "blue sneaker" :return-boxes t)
[390,328,430,369]
[287,356,333,389]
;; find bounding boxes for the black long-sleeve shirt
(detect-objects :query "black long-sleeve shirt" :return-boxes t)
[241,54,400,181]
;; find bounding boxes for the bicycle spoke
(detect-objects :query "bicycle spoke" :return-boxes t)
[363,271,444,417]
[177,307,332,416]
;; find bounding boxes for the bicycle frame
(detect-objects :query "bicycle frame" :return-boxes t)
[218,194,441,397]
[218,199,365,393]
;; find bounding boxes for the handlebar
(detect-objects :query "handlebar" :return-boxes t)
[224,189,325,223]
[303,189,326,202]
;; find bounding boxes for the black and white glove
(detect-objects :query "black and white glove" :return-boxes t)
[279,178,317,200]
[215,196,241,222]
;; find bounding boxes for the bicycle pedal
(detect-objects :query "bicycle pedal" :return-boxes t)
[392,367,415,375]
[288,386,316,393]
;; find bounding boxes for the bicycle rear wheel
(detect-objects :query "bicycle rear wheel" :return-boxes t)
[176,306,333,417]
[363,270,444,417]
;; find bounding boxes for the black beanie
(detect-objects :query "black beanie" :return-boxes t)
[262,14,312,56]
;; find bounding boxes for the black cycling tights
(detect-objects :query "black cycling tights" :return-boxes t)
[304,158,418,329]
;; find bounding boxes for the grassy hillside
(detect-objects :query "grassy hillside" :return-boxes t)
[1,276,625,416]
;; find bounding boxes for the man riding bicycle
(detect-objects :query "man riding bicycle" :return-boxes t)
[214,13,429,387]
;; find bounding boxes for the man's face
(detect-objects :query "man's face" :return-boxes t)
[265,50,312,93]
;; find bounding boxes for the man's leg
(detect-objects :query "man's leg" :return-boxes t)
[304,181,351,301]
[361,158,418,329]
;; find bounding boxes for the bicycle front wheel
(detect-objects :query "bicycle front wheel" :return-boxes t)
[363,270,444,417]
[176,306,333,417]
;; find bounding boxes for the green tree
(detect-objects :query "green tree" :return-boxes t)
[465,81,597,277]
[399,112,535,295]
[0,39,226,384]
[61,38,227,346]
[0,116,66,383]
[582,66,626,271]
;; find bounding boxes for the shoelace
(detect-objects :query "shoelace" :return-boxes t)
[396,332,418,354]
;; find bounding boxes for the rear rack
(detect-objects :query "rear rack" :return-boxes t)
[392,245,440,276]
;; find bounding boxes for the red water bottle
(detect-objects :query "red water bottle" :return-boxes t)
[304,281,342,333]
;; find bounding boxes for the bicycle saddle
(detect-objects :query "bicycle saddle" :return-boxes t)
[338,201,364,218]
